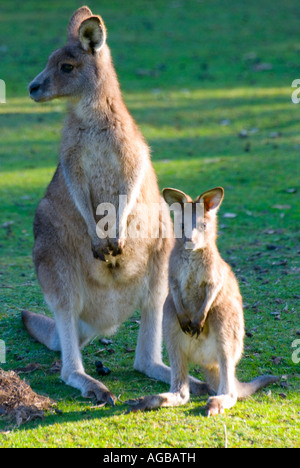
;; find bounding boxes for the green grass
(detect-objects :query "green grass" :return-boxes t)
[0,0,299,448]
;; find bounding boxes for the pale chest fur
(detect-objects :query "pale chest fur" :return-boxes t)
[63,109,125,205]
[172,252,208,314]
[81,140,122,209]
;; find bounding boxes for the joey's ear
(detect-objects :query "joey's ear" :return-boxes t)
[79,16,106,53]
[162,188,192,206]
[196,187,224,213]
[68,6,93,41]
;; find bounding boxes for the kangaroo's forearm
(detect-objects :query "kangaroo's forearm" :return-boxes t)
[118,158,147,239]
[61,161,98,242]
[170,283,187,319]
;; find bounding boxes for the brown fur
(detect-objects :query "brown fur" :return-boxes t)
[23,6,178,404]
[129,187,279,415]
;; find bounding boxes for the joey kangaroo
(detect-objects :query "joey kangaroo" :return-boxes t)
[129,187,279,415]
[21,6,180,406]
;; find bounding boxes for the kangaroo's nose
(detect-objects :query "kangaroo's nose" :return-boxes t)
[29,81,41,95]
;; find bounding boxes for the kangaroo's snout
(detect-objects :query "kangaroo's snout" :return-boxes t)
[29,81,41,96]
[29,75,51,102]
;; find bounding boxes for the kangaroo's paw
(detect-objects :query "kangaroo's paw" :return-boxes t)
[66,371,116,406]
[84,383,116,407]
[206,396,225,416]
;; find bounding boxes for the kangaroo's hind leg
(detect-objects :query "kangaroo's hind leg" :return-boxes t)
[53,305,115,405]
[205,357,238,416]
[22,312,96,352]
[129,294,190,412]
[22,310,61,352]
[29,250,116,406]
[133,246,171,384]
[129,294,211,412]
[129,355,190,412]
[134,249,210,396]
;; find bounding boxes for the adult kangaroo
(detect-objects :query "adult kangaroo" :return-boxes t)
[23,6,178,405]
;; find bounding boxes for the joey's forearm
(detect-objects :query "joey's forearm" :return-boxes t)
[195,284,221,325]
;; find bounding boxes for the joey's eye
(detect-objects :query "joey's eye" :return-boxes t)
[61,63,74,73]
[203,222,207,230]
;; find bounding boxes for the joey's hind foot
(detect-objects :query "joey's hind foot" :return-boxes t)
[206,396,225,416]
[205,395,236,416]
[126,395,167,413]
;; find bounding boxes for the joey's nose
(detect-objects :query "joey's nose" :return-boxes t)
[184,228,204,251]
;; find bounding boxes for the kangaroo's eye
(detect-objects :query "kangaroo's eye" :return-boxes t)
[61,63,74,73]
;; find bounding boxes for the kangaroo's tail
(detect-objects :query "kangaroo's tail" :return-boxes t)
[21,310,60,352]
[236,375,280,399]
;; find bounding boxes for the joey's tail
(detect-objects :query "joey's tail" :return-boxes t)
[236,375,279,399]
[21,310,60,352]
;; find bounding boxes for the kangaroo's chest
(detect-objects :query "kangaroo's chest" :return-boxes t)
[82,143,122,209]
[177,259,207,313]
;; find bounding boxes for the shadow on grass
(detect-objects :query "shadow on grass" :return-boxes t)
[3,391,210,434]
[0,401,127,434]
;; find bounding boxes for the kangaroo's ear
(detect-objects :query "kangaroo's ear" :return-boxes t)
[196,187,224,213]
[162,188,192,206]
[79,16,106,53]
[68,6,93,41]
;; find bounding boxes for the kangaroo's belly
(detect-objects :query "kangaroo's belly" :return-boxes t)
[34,164,170,337]
[181,328,219,369]
[81,279,143,336]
